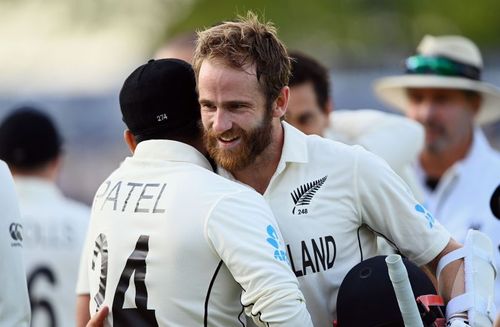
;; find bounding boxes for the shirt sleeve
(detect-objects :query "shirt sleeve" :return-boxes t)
[205,189,313,327]
[0,161,31,326]
[76,224,91,295]
[332,109,424,172]
[331,110,425,201]
[354,148,451,266]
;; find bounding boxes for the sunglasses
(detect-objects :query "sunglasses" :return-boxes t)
[405,55,481,80]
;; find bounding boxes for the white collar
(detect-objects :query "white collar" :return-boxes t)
[216,122,309,178]
[416,127,494,191]
[279,121,309,165]
[133,140,213,171]
[14,176,62,200]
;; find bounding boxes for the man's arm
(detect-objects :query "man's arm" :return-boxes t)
[426,231,496,326]
[425,239,465,303]
[76,294,91,327]
[76,211,93,327]
[207,190,313,327]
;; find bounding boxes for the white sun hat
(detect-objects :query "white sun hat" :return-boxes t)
[374,35,500,125]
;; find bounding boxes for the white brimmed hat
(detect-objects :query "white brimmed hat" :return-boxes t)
[374,35,500,125]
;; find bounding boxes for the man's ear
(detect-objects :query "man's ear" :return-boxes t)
[273,86,290,118]
[124,130,137,154]
[324,97,334,115]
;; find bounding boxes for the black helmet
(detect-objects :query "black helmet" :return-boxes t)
[335,255,445,327]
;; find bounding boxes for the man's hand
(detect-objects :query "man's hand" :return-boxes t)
[85,306,109,327]
[447,319,470,327]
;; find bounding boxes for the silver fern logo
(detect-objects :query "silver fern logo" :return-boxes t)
[291,176,327,214]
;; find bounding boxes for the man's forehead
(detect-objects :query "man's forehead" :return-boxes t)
[198,60,263,96]
[202,57,257,77]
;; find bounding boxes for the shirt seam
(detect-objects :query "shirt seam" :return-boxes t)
[353,149,362,226]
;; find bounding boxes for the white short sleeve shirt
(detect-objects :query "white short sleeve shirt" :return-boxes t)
[224,123,450,327]
[325,109,424,201]
[0,161,31,327]
[14,176,90,327]
[80,140,312,327]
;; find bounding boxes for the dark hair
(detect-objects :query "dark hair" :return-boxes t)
[0,107,62,170]
[134,119,202,144]
[119,58,201,146]
[289,51,331,112]
[193,11,291,111]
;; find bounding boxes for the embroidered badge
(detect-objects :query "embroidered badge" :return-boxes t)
[415,204,435,228]
[291,176,327,214]
[266,225,288,262]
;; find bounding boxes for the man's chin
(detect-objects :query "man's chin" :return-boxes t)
[425,142,448,155]
[211,150,251,172]
[217,158,248,172]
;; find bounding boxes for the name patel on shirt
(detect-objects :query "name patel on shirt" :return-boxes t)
[286,235,336,277]
[94,180,167,213]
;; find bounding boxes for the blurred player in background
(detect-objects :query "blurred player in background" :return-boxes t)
[0,159,31,326]
[0,107,90,327]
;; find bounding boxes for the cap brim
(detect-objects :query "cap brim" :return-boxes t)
[374,75,500,125]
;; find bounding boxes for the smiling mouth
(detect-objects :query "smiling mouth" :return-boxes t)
[216,135,241,149]
[219,135,238,142]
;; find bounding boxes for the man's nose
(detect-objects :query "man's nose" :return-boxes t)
[416,100,438,124]
[211,109,232,133]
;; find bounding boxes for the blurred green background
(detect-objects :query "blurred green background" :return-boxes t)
[165,0,500,68]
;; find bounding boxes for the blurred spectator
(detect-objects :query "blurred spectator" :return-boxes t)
[374,35,500,309]
[286,51,424,201]
[0,160,31,326]
[0,107,90,327]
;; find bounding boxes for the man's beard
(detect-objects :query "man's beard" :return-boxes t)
[423,121,448,154]
[204,113,273,172]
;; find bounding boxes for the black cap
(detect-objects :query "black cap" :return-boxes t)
[119,58,200,137]
[490,184,500,219]
[0,107,62,169]
[336,256,437,327]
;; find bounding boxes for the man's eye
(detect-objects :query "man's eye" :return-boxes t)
[229,103,246,110]
[201,104,216,110]
[434,95,450,104]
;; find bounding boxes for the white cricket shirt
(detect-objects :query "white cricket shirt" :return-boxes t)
[221,122,451,327]
[0,160,31,327]
[80,140,312,327]
[325,109,424,202]
[14,176,90,327]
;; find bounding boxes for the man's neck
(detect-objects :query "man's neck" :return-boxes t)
[10,160,59,182]
[420,137,473,180]
[232,122,284,195]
